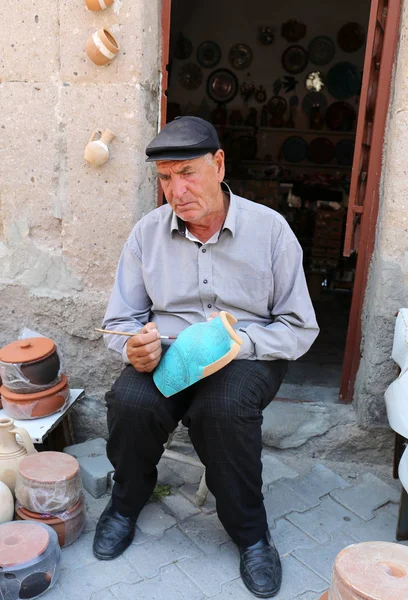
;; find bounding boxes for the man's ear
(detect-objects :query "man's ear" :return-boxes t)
[214,149,225,182]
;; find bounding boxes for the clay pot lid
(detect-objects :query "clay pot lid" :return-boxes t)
[0,338,56,364]
[19,450,79,483]
[0,522,49,567]
[0,374,68,401]
[334,542,408,598]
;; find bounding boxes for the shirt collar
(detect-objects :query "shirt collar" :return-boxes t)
[170,181,236,238]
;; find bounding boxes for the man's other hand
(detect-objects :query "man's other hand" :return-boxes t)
[126,322,162,373]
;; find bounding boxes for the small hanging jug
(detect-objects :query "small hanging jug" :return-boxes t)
[84,129,116,167]
[85,0,114,11]
[84,28,120,66]
[0,417,36,493]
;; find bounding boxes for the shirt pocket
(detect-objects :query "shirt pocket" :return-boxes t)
[216,275,271,314]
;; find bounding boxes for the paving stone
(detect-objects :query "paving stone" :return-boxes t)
[77,454,115,498]
[161,489,201,521]
[122,526,202,578]
[293,530,357,583]
[178,540,240,597]
[60,531,98,570]
[212,580,254,599]
[64,438,107,458]
[40,584,68,600]
[342,505,400,543]
[261,452,299,492]
[286,497,362,544]
[82,489,110,530]
[263,480,316,520]
[58,556,142,600]
[284,464,350,506]
[110,564,204,600]
[162,457,204,485]
[383,501,399,518]
[179,483,217,515]
[90,590,117,600]
[157,461,186,487]
[179,512,230,555]
[269,518,315,557]
[136,502,176,537]
[330,473,400,520]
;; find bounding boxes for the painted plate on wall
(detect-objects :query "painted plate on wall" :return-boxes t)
[325,101,356,131]
[282,136,308,162]
[327,62,362,99]
[282,45,308,74]
[307,137,335,164]
[302,92,328,115]
[207,69,238,103]
[337,22,366,52]
[229,43,253,70]
[178,63,203,90]
[197,41,221,68]
[267,95,287,117]
[308,36,335,66]
[336,139,355,165]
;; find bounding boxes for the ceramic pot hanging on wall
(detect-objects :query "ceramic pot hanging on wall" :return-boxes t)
[85,0,114,11]
[0,418,36,493]
[84,129,116,167]
[85,28,120,66]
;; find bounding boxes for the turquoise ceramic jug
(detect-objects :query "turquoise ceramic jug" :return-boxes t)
[153,311,242,397]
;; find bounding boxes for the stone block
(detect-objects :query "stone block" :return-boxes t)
[109,564,203,600]
[263,480,316,520]
[122,526,202,578]
[330,473,400,520]
[76,454,114,498]
[179,512,230,555]
[160,490,201,521]
[64,438,107,458]
[136,503,176,537]
[283,465,350,506]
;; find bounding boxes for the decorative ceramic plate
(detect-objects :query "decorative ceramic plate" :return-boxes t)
[174,33,193,60]
[267,95,287,117]
[197,41,221,68]
[281,19,306,42]
[325,101,356,131]
[335,139,355,165]
[302,91,328,115]
[229,43,253,70]
[207,69,238,103]
[307,137,335,164]
[327,62,361,99]
[337,22,366,52]
[178,63,203,90]
[259,26,275,46]
[282,45,308,74]
[282,136,308,162]
[308,36,335,65]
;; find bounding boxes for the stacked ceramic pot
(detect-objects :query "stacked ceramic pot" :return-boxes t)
[15,452,86,548]
[0,521,61,600]
[0,337,69,420]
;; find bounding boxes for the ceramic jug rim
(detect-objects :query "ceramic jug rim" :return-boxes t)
[0,417,14,428]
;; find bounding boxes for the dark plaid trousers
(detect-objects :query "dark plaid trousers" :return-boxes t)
[106,358,287,547]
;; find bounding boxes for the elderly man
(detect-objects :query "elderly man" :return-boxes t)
[93,116,319,598]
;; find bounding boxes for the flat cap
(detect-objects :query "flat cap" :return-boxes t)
[145,116,220,162]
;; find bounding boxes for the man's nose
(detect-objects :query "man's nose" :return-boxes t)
[171,176,186,198]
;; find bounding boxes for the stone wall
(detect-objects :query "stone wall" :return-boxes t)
[0,0,161,438]
[354,0,408,427]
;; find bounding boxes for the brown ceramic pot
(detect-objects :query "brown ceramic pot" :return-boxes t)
[0,337,60,393]
[85,0,114,10]
[16,495,86,547]
[0,374,69,420]
[84,28,120,66]
[16,451,81,514]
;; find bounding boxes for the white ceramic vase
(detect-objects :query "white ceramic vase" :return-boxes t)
[84,129,116,167]
[0,480,14,523]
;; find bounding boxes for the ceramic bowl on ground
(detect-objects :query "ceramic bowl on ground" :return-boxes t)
[0,374,69,420]
[0,521,61,600]
[16,451,81,514]
[0,338,61,393]
[16,494,86,548]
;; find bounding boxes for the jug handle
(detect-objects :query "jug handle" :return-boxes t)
[88,129,102,144]
[11,427,36,455]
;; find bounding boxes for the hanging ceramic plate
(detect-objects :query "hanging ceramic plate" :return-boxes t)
[178,63,203,90]
[337,22,366,52]
[259,27,275,46]
[197,41,221,68]
[308,36,335,66]
[207,69,238,103]
[327,62,362,99]
[282,45,308,74]
[281,19,306,42]
[282,136,308,162]
[307,137,335,164]
[229,43,253,70]
[267,95,287,117]
[174,33,193,60]
[336,139,355,165]
[302,92,328,116]
[326,101,356,131]
[305,70,326,92]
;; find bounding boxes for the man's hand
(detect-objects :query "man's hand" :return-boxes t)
[126,322,162,373]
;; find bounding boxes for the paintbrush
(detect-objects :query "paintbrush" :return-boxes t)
[95,328,177,340]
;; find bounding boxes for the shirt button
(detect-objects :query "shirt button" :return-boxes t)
[202,248,206,253]
[208,304,212,308]
[203,279,208,284]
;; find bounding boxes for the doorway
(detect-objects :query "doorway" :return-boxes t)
[161,0,399,404]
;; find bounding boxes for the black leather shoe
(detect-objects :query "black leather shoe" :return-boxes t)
[93,499,137,560]
[239,531,282,598]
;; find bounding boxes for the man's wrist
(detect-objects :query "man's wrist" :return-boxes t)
[122,340,131,364]
[236,331,255,360]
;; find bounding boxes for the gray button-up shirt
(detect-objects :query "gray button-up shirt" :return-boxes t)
[103,184,319,362]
